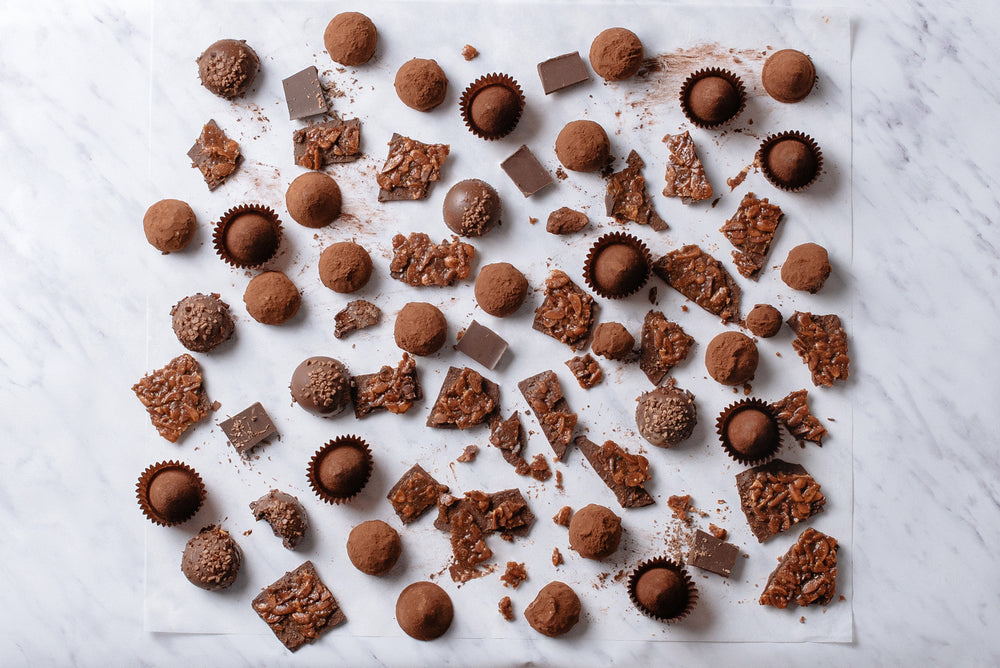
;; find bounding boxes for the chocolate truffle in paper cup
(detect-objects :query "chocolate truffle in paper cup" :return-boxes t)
[136,461,205,526]
[627,558,697,622]
[583,232,651,299]
[716,398,783,465]
[757,131,823,192]
[212,204,282,268]
[307,436,373,504]
[460,73,525,140]
[679,68,746,128]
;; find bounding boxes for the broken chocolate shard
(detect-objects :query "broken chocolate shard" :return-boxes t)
[334,299,381,339]
[188,119,241,191]
[377,133,449,201]
[251,561,345,652]
[501,145,554,197]
[575,436,654,509]
[688,529,739,577]
[219,402,277,455]
[537,51,591,94]
[427,366,500,429]
[518,370,577,460]
[606,150,667,231]
[387,463,448,525]
[350,354,421,419]
[456,320,508,370]
[282,66,328,120]
[292,118,361,169]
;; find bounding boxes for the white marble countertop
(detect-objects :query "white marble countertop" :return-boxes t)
[1,0,997,665]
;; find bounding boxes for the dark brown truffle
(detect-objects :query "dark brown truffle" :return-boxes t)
[442,179,501,237]
[394,58,448,111]
[705,331,758,385]
[587,242,648,297]
[214,205,282,268]
[324,12,377,66]
[475,262,528,317]
[290,356,351,417]
[250,490,307,549]
[568,503,622,559]
[243,271,300,325]
[143,199,195,253]
[524,581,581,637]
[319,241,373,294]
[395,302,447,356]
[688,76,739,125]
[347,519,401,575]
[136,461,205,526]
[196,39,259,99]
[591,322,634,360]
[722,406,780,462]
[746,304,783,338]
[171,293,234,352]
[285,172,341,229]
[555,120,610,172]
[762,49,815,103]
[461,75,524,139]
[396,581,453,640]
[588,27,643,81]
[308,437,373,503]
[635,384,697,448]
[781,243,831,293]
[634,566,689,620]
[181,525,242,591]
[759,133,822,191]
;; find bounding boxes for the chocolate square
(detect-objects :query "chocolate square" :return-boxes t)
[251,561,346,652]
[376,133,449,201]
[501,145,554,197]
[518,370,576,460]
[735,459,826,542]
[537,51,591,94]
[219,402,276,454]
[282,66,328,120]
[387,464,448,525]
[426,366,500,429]
[688,529,739,577]
[575,436,654,509]
[456,320,508,370]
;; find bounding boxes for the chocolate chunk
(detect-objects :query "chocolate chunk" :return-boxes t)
[575,436,654,509]
[489,411,531,475]
[501,145,554,197]
[772,389,827,445]
[532,270,596,351]
[721,192,784,279]
[252,561,345,652]
[390,232,474,288]
[456,445,479,463]
[735,459,826,542]
[132,353,213,443]
[687,529,739,577]
[606,150,667,231]
[537,51,591,94]
[219,402,277,454]
[250,489,308,550]
[377,133,449,201]
[518,370,577,460]
[282,66,328,120]
[501,561,528,588]
[760,528,838,608]
[565,354,602,389]
[387,464,448,524]
[188,119,241,191]
[350,354,422,418]
[546,207,589,234]
[652,244,741,323]
[292,118,361,169]
[427,366,499,430]
[456,320,508,370]
[662,131,713,203]
[435,489,535,539]
[334,299,381,339]
[446,500,492,583]
[639,310,694,385]
[787,312,850,387]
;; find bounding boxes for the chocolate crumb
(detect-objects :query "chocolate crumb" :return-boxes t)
[499,596,514,621]
[552,547,563,566]
[529,453,552,481]
[553,506,572,526]
[462,44,479,61]
[500,561,527,589]
[709,523,728,540]
[668,494,691,522]
[456,445,479,463]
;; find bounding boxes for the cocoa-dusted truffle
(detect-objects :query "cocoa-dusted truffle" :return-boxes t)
[347,519,401,575]
[197,39,259,99]
[395,302,447,356]
[781,243,831,293]
[309,437,372,502]
[589,27,643,81]
[244,271,300,325]
[442,179,501,237]
[587,240,649,297]
[555,120,610,172]
[474,262,528,317]
[592,322,634,360]
[746,304,783,338]
[171,293,234,352]
[461,75,524,139]
[629,562,693,621]
[722,405,780,462]
[680,70,745,128]
[705,331,758,385]
[136,461,205,526]
[181,525,242,591]
[396,581,453,640]
[290,356,351,417]
[214,205,282,268]
[285,172,341,229]
[319,241,373,294]
[568,503,622,559]
[324,12,377,66]
[762,49,815,103]
[524,581,581,637]
[143,199,195,253]
[394,58,448,111]
[760,134,822,190]
[250,489,308,550]
[635,384,697,448]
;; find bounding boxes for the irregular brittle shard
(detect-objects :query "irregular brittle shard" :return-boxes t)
[759,528,838,609]
[532,270,595,351]
[786,312,850,387]
[772,389,827,445]
[652,244,741,323]
[662,131,713,202]
[377,133,449,201]
[735,459,826,542]
[606,150,668,231]
[639,310,694,385]
[720,192,783,279]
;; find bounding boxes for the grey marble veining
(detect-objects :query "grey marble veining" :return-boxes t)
[0,0,998,665]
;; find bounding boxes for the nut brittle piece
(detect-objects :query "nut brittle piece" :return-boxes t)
[772,389,827,445]
[292,118,361,169]
[639,310,694,385]
[720,192,784,279]
[760,528,838,608]
[736,459,826,543]
[333,299,381,339]
[652,244,741,323]
[605,150,668,231]
[427,366,499,430]
[575,436,654,509]
[489,411,531,475]
[252,561,346,652]
[662,131,713,202]
[786,312,850,387]
[532,269,595,351]
[350,353,421,418]
[132,353,213,443]
[188,119,240,191]
[565,354,603,389]
[390,232,474,287]
[518,370,577,460]
[377,133,450,201]
[387,464,448,524]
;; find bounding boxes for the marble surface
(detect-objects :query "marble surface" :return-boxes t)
[0,0,997,665]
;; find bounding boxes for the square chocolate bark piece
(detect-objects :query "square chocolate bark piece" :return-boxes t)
[501,145,553,197]
[132,353,213,443]
[377,133,449,201]
[532,270,595,351]
[427,366,499,429]
[606,150,667,231]
[760,528,838,608]
[219,402,276,454]
[456,320,508,370]
[387,464,448,524]
[720,192,784,279]
[772,389,827,445]
[787,312,850,387]
[518,370,577,460]
[252,561,346,652]
[292,118,361,169]
[333,299,381,339]
[735,459,826,543]
[537,51,590,94]
[688,529,739,577]
[662,131,713,202]
[282,66,328,120]
[575,436,654,509]
[390,232,474,288]
[350,353,421,418]
[188,119,240,191]
[639,310,694,385]
[653,244,741,323]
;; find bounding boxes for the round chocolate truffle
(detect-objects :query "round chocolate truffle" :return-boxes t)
[170,293,234,353]
[317,444,370,498]
[705,332,759,385]
[589,27,643,81]
[555,120,610,172]
[442,179,501,237]
[635,566,688,620]
[524,581,581,637]
[143,199,195,253]
[474,262,528,317]
[181,525,242,591]
[196,39,259,99]
[324,12,377,66]
[746,304,783,338]
[319,241,373,294]
[290,356,351,417]
[781,242,831,293]
[347,520,402,575]
[394,58,448,111]
[724,408,779,460]
[764,138,819,189]
[285,172,342,229]
[762,49,816,103]
[243,271,301,325]
[568,503,622,559]
[469,84,521,137]
[394,302,447,356]
[687,75,740,126]
[635,385,697,448]
[589,242,647,296]
[221,211,280,267]
[592,322,634,360]
[145,466,203,525]
[396,581,453,641]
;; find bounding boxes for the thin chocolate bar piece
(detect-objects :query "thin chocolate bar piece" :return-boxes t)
[735,459,826,543]
[188,119,241,191]
[446,500,492,583]
[377,133,449,201]
[333,299,381,339]
[501,145,554,197]
[292,118,361,169]
[387,463,448,524]
[132,353,213,443]
[532,270,595,351]
[435,489,535,539]
[537,51,591,94]
[389,233,474,288]
[518,370,577,460]
[426,366,499,429]
[251,561,346,652]
[575,436,654,509]
[606,150,667,231]
[759,528,838,608]
[219,402,277,454]
[282,66,328,120]
[688,529,739,577]
[456,320,508,370]
[350,353,421,418]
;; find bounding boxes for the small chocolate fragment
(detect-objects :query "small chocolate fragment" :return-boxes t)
[220,402,277,454]
[427,366,499,430]
[334,300,380,339]
[532,270,595,351]
[132,353,212,443]
[653,245,741,323]
[501,561,527,589]
[529,453,552,481]
[390,233,474,288]
[537,51,591,94]
[501,145,554,197]
[282,66,328,120]
[499,596,514,621]
[188,120,241,191]
[456,320,508,370]
[667,494,691,522]
[250,490,308,549]
[772,389,827,445]
[518,370,577,460]
[606,150,667,231]
[688,529,739,577]
[553,506,572,527]
[662,132,712,203]
[721,192,784,279]
[639,310,694,385]
[346,520,401,575]
[575,436,654,509]
[787,312,850,387]
[565,354,602,389]
[182,525,242,591]
[377,133,449,201]
[524,582,581,637]
[760,528,838,608]
[462,44,478,60]
[489,411,531,475]
[351,354,421,418]
[456,445,479,463]
[292,118,362,169]
[396,581,453,640]
[387,464,448,524]
[546,207,589,234]
[735,459,826,542]
[252,561,346,652]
